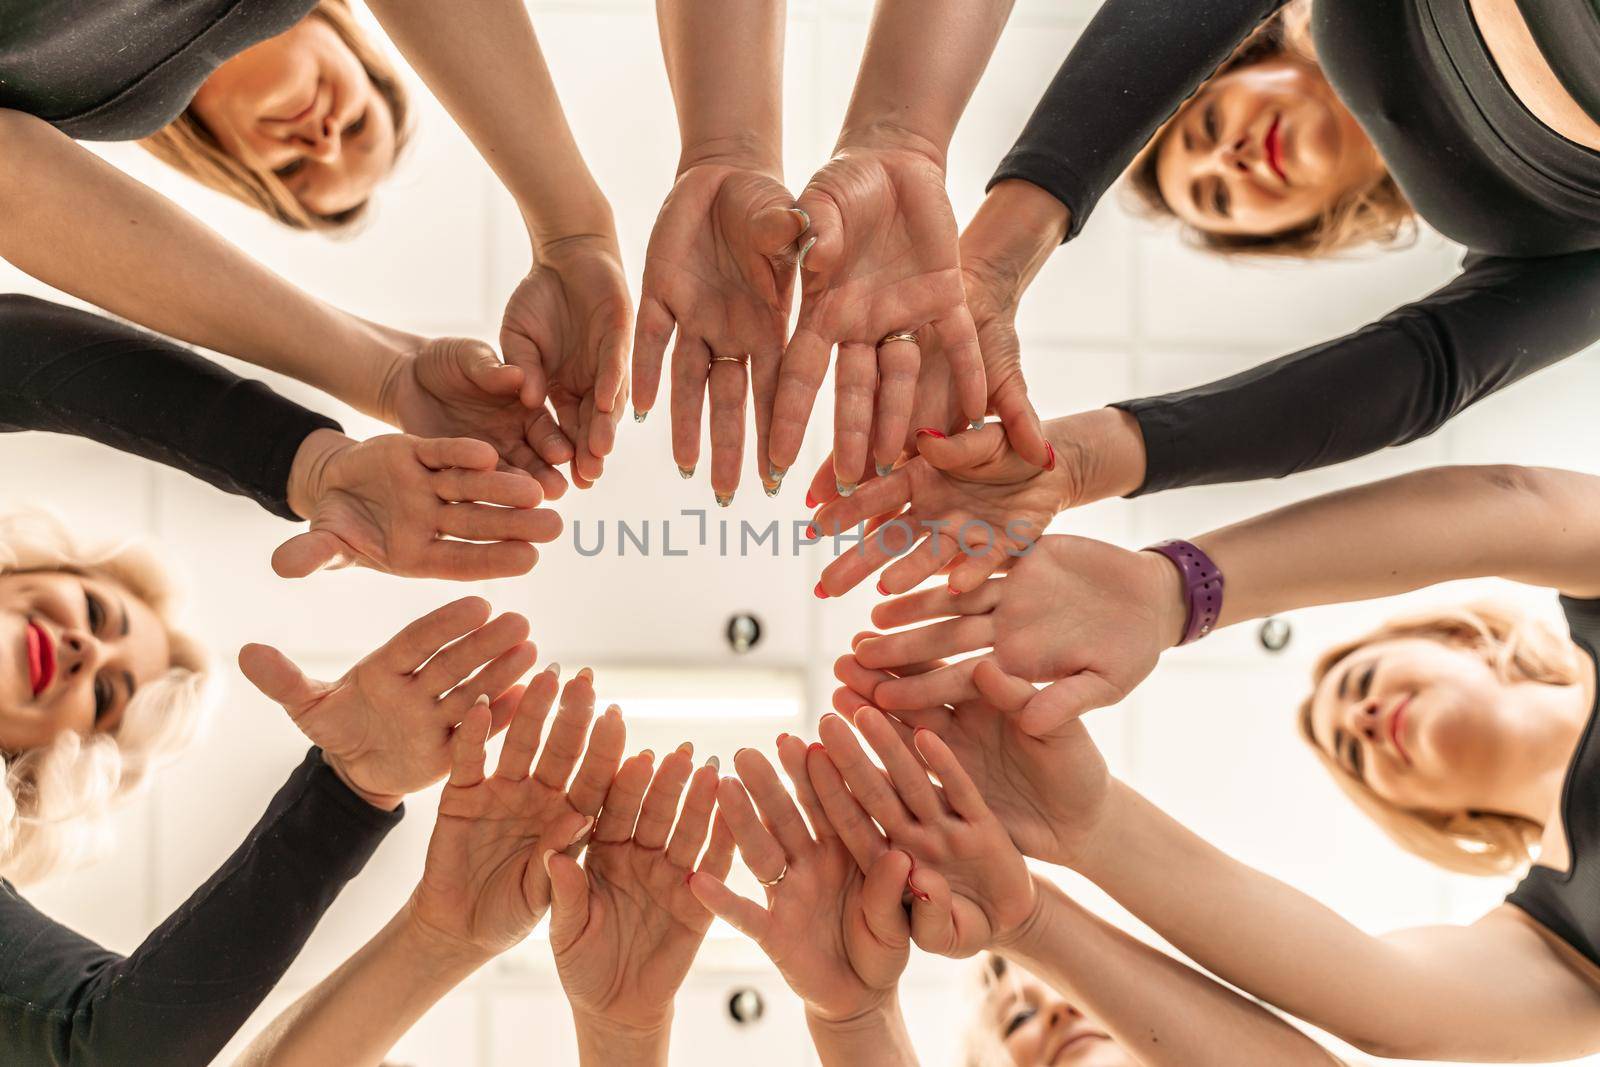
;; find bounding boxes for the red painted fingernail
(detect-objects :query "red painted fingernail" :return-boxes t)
[1044,441,1056,471]
[914,427,946,440]
[948,584,961,596]
[875,579,890,596]
[805,491,817,508]
[814,581,827,599]
[807,523,818,539]
[907,874,931,903]
[808,742,825,755]
[685,872,695,886]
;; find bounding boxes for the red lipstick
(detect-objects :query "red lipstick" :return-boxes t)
[26,619,55,697]
[1388,694,1413,766]
[1264,115,1289,184]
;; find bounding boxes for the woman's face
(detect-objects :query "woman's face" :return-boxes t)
[0,572,169,750]
[1154,57,1382,238]
[995,968,1136,1067]
[190,16,396,216]
[1307,638,1524,815]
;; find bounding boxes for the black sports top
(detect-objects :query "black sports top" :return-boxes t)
[993,0,1600,494]
[0,0,316,140]
[1506,596,1600,971]
[0,294,340,519]
[0,749,402,1066]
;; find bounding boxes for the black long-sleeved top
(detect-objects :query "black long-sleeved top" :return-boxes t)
[0,0,316,141]
[0,749,402,1066]
[0,294,339,520]
[993,0,1600,494]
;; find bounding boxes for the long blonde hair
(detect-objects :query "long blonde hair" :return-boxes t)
[1298,602,1582,876]
[139,0,412,233]
[1122,0,1415,259]
[0,512,213,885]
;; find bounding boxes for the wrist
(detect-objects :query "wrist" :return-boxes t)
[1047,408,1147,507]
[834,120,948,171]
[1070,780,1140,881]
[320,749,404,812]
[394,898,496,976]
[523,195,618,259]
[991,873,1057,954]
[677,134,782,179]
[572,1008,672,1065]
[963,180,1070,293]
[804,987,897,1029]
[285,428,354,520]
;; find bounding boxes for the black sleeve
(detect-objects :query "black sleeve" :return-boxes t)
[0,748,402,1067]
[990,0,1289,240]
[0,294,341,520]
[1112,251,1600,494]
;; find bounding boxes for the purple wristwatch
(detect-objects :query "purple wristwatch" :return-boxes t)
[1144,539,1224,645]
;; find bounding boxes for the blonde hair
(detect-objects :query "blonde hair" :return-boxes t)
[1122,0,1415,259]
[1298,602,1583,876]
[139,0,412,233]
[0,512,213,885]
[963,953,1022,1067]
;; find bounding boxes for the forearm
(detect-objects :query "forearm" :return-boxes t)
[1044,407,1148,506]
[365,0,613,247]
[838,0,1015,159]
[806,999,919,1067]
[0,111,412,420]
[1000,879,1344,1067]
[1191,465,1600,630]
[572,1012,671,1067]
[232,906,487,1067]
[657,0,784,172]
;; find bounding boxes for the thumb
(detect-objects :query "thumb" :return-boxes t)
[1017,675,1120,736]
[750,203,809,258]
[497,322,550,409]
[913,423,1006,474]
[543,849,591,953]
[792,189,843,276]
[272,529,357,578]
[989,375,1051,470]
[905,864,960,957]
[525,811,593,913]
[459,340,524,399]
[860,849,913,947]
[971,660,1038,713]
[238,643,319,713]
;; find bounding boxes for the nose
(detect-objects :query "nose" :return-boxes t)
[58,629,105,679]
[1046,999,1083,1029]
[1217,135,1256,174]
[1343,700,1381,742]
[303,116,341,163]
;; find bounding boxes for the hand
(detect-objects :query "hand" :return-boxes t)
[811,712,1037,958]
[853,535,1186,733]
[688,740,912,1023]
[833,653,1111,868]
[408,669,625,958]
[632,163,807,499]
[383,336,574,500]
[501,234,632,488]
[809,423,1076,598]
[278,429,561,580]
[770,142,986,491]
[238,597,537,808]
[546,744,729,1031]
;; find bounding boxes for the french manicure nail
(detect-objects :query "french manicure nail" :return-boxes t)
[633,408,649,424]
[547,662,562,681]
[875,462,893,478]
[914,427,946,440]
[797,235,818,271]
[473,693,490,706]
[969,418,985,431]
[836,480,856,498]
[577,667,594,682]
[678,465,695,480]
[541,849,557,877]
[763,482,781,498]
[814,581,827,599]
[1044,441,1056,471]
[715,491,734,508]
[678,740,694,755]
[640,748,655,762]
[707,754,720,772]
[788,207,810,232]
[569,817,594,845]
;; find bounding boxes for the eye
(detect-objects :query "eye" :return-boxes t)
[1211,179,1231,217]
[1004,1006,1037,1037]
[1346,733,1365,777]
[93,675,114,723]
[1358,663,1377,701]
[344,108,370,138]
[84,589,105,634]
[273,157,308,180]
[1203,102,1221,144]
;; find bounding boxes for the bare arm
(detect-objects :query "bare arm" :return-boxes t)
[657,0,784,170]
[1002,877,1347,1067]
[807,1002,919,1067]
[0,109,413,420]
[1074,782,1600,1061]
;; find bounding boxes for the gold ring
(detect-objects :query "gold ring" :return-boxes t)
[758,864,789,888]
[710,354,748,364]
[880,331,919,346]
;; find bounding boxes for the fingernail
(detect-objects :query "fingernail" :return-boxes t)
[568,817,594,846]
[949,584,962,596]
[805,490,817,508]
[875,579,890,596]
[547,662,562,681]
[797,235,818,271]
[678,740,694,756]
[684,871,696,886]
[764,483,781,498]
[807,742,825,755]
[814,581,827,599]
[678,465,696,480]
[788,207,810,232]
[640,748,655,762]
[707,754,720,772]
[875,462,893,478]
[914,427,946,440]
[908,876,931,904]
[836,480,856,498]
[577,666,594,682]
[806,523,818,540]
[776,733,789,746]
[633,408,649,424]
[1044,441,1056,471]
[969,418,984,431]
[473,693,491,707]
[715,491,734,508]
[542,849,557,877]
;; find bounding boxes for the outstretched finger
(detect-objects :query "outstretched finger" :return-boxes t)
[631,294,676,421]
[416,436,500,473]
[932,306,986,427]
[567,704,627,816]
[688,869,770,943]
[1018,675,1124,736]
[869,581,1003,631]
[816,712,915,838]
[447,697,493,788]
[905,863,960,956]
[751,344,785,495]
[989,373,1050,469]
[812,467,913,538]
[733,748,814,858]
[854,706,945,822]
[912,729,988,822]
[775,733,832,840]
[495,665,560,780]
[593,750,655,843]
[534,670,598,790]
[768,326,831,473]
[832,341,878,496]
[804,743,887,872]
[871,336,921,477]
[666,760,721,868]
[854,617,994,672]
[381,597,493,674]
[634,747,696,851]
[670,333,710,478]
[707,354,749,501]
[714,776,788,884]
[872,659,987,712]
[432,468,543,509]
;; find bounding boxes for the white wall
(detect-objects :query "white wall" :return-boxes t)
[4,1,1598,1064]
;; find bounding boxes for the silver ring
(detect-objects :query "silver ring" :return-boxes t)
[758,864,789,888]
[879,331,919,346]
[710,354,748,365]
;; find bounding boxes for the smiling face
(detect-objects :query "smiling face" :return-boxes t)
[990,965,1135,1067]
[189,15,396,217]
[0,571,171,750]
[1153,56,1384,239]
[1306,637,1530,815]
